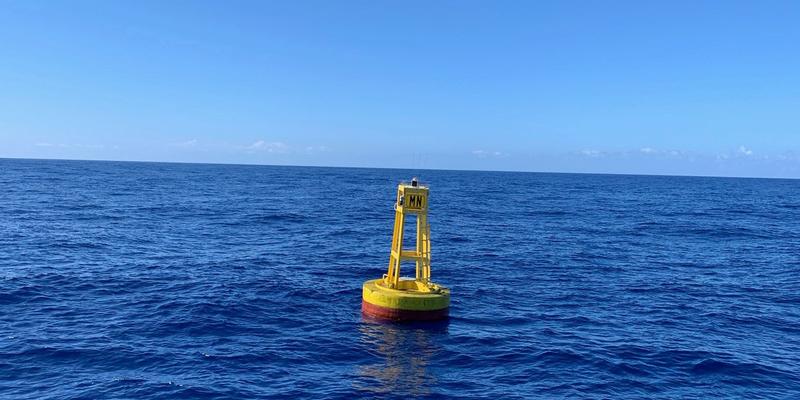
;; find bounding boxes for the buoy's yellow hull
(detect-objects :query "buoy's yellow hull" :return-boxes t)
[361,279,450,321]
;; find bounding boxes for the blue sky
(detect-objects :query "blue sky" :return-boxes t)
[1,1,799,177]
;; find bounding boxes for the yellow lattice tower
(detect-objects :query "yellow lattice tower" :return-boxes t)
[385,178,431,288]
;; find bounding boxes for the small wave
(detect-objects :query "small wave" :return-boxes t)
[533,349,589,365]
[527,210,569,217]
[686,226,771,240]
[687,358,796,384]
[253,212,307,223]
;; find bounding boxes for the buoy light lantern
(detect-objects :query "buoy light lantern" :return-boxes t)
[362,178,450,321]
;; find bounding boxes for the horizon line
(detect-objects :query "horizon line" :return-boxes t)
[1,156,797,181]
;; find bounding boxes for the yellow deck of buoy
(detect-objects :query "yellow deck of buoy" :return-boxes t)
[362,178,450,321]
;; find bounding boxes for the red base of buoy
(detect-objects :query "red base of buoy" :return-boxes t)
[361,300,449,322]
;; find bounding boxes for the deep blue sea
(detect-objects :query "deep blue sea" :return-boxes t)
[1,158,799,399]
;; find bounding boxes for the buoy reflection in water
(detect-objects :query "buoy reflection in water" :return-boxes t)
[355,317,449,397]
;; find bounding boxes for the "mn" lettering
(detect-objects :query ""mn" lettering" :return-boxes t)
[408,195,423,208]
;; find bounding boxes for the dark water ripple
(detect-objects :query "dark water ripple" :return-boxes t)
[1,159,800,399]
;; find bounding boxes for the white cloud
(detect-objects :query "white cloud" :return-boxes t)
[738,145,753,156]
[776,152,800,161]
[175,139,197,147]
[472,149,503,158]
[636,147,686,157]
[34,142,105,149]
[593,145,785,164]
[236,140,329,155]
[246,140,288,153]
[579,149,603,157]
[304,145,329,154]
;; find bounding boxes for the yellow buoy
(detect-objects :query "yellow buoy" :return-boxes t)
[362,178,450,321]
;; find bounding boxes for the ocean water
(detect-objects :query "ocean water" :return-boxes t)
[1,158,799,399]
